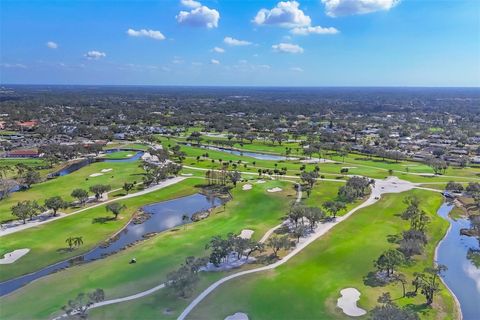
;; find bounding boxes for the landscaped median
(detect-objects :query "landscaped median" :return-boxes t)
[0,180,298,319]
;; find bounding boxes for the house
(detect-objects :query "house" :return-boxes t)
[5,149,40,158]
[16,120,39,130]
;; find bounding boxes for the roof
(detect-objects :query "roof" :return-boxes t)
[7,149,39,155]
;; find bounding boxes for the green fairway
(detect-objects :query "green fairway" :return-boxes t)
[0,179,299,319]
[166,141,479,185]
[0,178,199,282]
[0,160,145,223]
[186,189,457,320]
[103,151,138,159]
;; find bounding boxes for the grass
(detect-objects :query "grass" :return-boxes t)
[0,160,145,223]
[103,151,138,160]
[0,178,200,282]
[0,179,299,319]
[105,142,150,151]
[186,189,457,320]
[162,139,480,185]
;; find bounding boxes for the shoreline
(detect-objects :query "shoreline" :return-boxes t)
[434,202,463,320]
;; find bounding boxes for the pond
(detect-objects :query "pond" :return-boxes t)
[0,193,222,297]
[52,150,144,177]
[436,202,480,319]
[189,144,294,161]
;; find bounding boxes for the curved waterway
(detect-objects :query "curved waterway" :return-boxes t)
[187,144,294,161]
[436,203,480,319]
[0,193,222,296]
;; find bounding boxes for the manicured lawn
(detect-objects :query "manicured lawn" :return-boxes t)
[0,160,145,223]
[0,180,298,319]
[187,190,457,320]
[103,151,137,159]
[0,178,200,282]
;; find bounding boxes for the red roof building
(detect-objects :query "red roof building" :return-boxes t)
[5,149,40,158]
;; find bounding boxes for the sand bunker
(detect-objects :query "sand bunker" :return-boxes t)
[101,168,113,173]
[239,229,254,239]
[301,158,335,164]
[89,173,104,177]
[242,184,252,191]
[342,167,357,169]
[0,249,30,264]
[181,173,193,176]
[337,288,366,317]
[256,180,266,184]
[267,187,282,193]
[126,154,133,157]
[225,312,249,320]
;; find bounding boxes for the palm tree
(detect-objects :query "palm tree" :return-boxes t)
[73,236,84,248]
[182,214,190,230]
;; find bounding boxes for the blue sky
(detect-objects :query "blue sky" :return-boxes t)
[1,0,479,86]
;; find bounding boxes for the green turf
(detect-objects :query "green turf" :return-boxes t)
[186,190,457,320]
[103,151,138,159]
[0,178,200,282]
[0,160,145,223]
[0,180,299,319]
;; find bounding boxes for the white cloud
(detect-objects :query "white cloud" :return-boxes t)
[290,67,304,72]
[272,43,304,54]
[127,28,166,40]
[212,47,225,53]
[46,41,58,49]
[322,0,400,17]
[176,5,220,28]
[290,26,339,35]
[224,37,252,46]
[84,50,106,60]
[253,1,311,28]
[0,63,27,69]
[210,59,220,64]
[172,57,184,64]
[180,0,201,8]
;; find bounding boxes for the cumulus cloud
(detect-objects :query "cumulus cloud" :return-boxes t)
[127,28,166,40]
[180,0,201,8]
[46,41,58,49]
[176,5,220,28]
[224,36,252,46]
[290,26,339,35]
[210,59,220,64]
[212,47,225,53]
[84,50,106,60]
[272,43,304,54]
[253,1,311,28]
[322,0,400,17]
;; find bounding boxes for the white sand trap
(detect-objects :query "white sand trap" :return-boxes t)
[101,168,113,173]
[181,173,193,176]
[342,167,357,169]
[126,154,133,157]
[267,187,282,193]
[0,249,30,264]
[225,312,249,320]
[242,184,252,191]
[89,173,104,177]
[337,288,367,317]
[239,229,254,239]
[256,180,266,184]
[301,158,335,164]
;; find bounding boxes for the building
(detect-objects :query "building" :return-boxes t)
[5,149,40,158]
